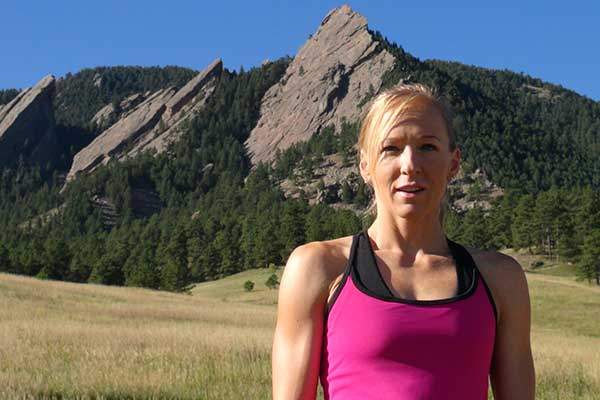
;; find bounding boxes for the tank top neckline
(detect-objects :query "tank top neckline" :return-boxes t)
[350,230,479,306]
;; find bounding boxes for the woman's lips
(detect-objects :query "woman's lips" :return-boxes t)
[395,188,425,198]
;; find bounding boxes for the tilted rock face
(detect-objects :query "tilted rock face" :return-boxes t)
[91,92,148,130]
[64,59,222,186]
[126,58,222,157]
[65,88,176,183]
[244,4,396,166]
[0,75,58,167]
[164,58,222,120]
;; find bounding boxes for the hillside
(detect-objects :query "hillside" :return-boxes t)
[0,4,598,293]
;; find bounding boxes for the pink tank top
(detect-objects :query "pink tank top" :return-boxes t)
[319,231,497,399]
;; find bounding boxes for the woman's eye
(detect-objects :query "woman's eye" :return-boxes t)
[382,145,436,153]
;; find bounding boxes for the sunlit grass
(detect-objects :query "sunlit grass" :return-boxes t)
[0,259,598,399]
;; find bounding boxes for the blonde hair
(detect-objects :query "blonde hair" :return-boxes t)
[357,83,456,224]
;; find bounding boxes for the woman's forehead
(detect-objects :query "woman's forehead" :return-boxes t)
[383,114,447,143]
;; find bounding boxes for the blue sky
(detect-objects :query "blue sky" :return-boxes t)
[1,0,599,101]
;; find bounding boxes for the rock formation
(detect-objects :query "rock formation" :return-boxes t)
[65,88,176,184]
[91,92,148,130]
[125,58,222,158]
[64,59,222,186]
[0,75,58,168]
[244,4,396,166]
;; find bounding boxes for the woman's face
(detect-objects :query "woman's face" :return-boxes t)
[360,99,461,221]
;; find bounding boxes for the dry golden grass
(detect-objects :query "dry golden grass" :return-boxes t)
[0,261,598,399]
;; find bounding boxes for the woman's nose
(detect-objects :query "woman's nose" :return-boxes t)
[399,146,422,175]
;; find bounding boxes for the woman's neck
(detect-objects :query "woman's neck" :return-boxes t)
[367,215,449,258]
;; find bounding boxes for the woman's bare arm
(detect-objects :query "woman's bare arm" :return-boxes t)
[489,254,536,400]
[272,243,330,400]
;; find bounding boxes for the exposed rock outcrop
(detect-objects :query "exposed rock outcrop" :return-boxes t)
[125,58,222,157]
[64,59,222,187]
[0,75,58,167]
[91,92,148,130]
[244,4,396,166]
[279,152,503,215]
[65,87,176,183]
[90,187,163,228]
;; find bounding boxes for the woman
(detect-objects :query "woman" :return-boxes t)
[272,83,535,399]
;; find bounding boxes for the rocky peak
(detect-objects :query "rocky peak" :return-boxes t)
[0,75,58,168]
[163,58,222,120]
[244,4,396,166]
[63,59,223,188]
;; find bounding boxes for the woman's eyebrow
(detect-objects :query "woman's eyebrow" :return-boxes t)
[383,134,441,144]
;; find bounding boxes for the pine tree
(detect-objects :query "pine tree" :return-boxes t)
[576,229,600,285]
[0,243,10,272]
[88,229,127,285]
[161,223,190,291]
[38,236,70,280]
[186,218,206,282]
[240,213,258,270]
[532,187,563,256]
[279,200,307,260]
[459,207,489,249]
[512,194,536,253]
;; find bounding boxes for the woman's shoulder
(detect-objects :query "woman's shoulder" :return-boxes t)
[463,245,529,324]
[287,235,355,276]
[282,235,355,302]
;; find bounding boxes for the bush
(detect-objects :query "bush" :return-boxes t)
[531,260,544,269]
[265,273,279,289]
[244,280,255,292]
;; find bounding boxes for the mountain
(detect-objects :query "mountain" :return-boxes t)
[0,75,58,169]
[245,5,395,166]
[0,4,598,290]
[64,59,222,186]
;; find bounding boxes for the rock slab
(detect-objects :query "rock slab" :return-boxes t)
[64,59,223,186]
[0,75,58,168]
[244,4,396,166]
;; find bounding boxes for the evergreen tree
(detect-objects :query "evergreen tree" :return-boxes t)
[186,218,206,282]
[38,236,70,280]
[458,207,489,249]
[0,243,10,272]
[576,229,600,285]
[240,213,259,270]
[88,230,127,285]
[279,199,307,260]
[532,187,563,256]
[512,194,536,253]
[160,222,189,291]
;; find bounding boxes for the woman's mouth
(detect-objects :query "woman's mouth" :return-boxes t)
[395,188,425,198]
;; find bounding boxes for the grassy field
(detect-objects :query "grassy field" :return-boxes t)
[0,251,598,399]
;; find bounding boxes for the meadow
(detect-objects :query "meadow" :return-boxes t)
[0,251,598,399]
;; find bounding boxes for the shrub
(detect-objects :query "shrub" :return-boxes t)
[244,280,255,292]
[265,273,279,289]
[531,260,545,269]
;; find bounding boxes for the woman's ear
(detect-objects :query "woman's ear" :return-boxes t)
[448,147,461,180]
[359,150,371,185]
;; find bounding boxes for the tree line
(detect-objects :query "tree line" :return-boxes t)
[0,39,598,291]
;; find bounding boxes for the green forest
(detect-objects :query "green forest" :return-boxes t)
[0,33,599,291]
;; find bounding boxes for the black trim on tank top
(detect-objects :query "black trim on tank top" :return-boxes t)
[351,230,479,306]
[324,232,360,316]
[324,231,499,327]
